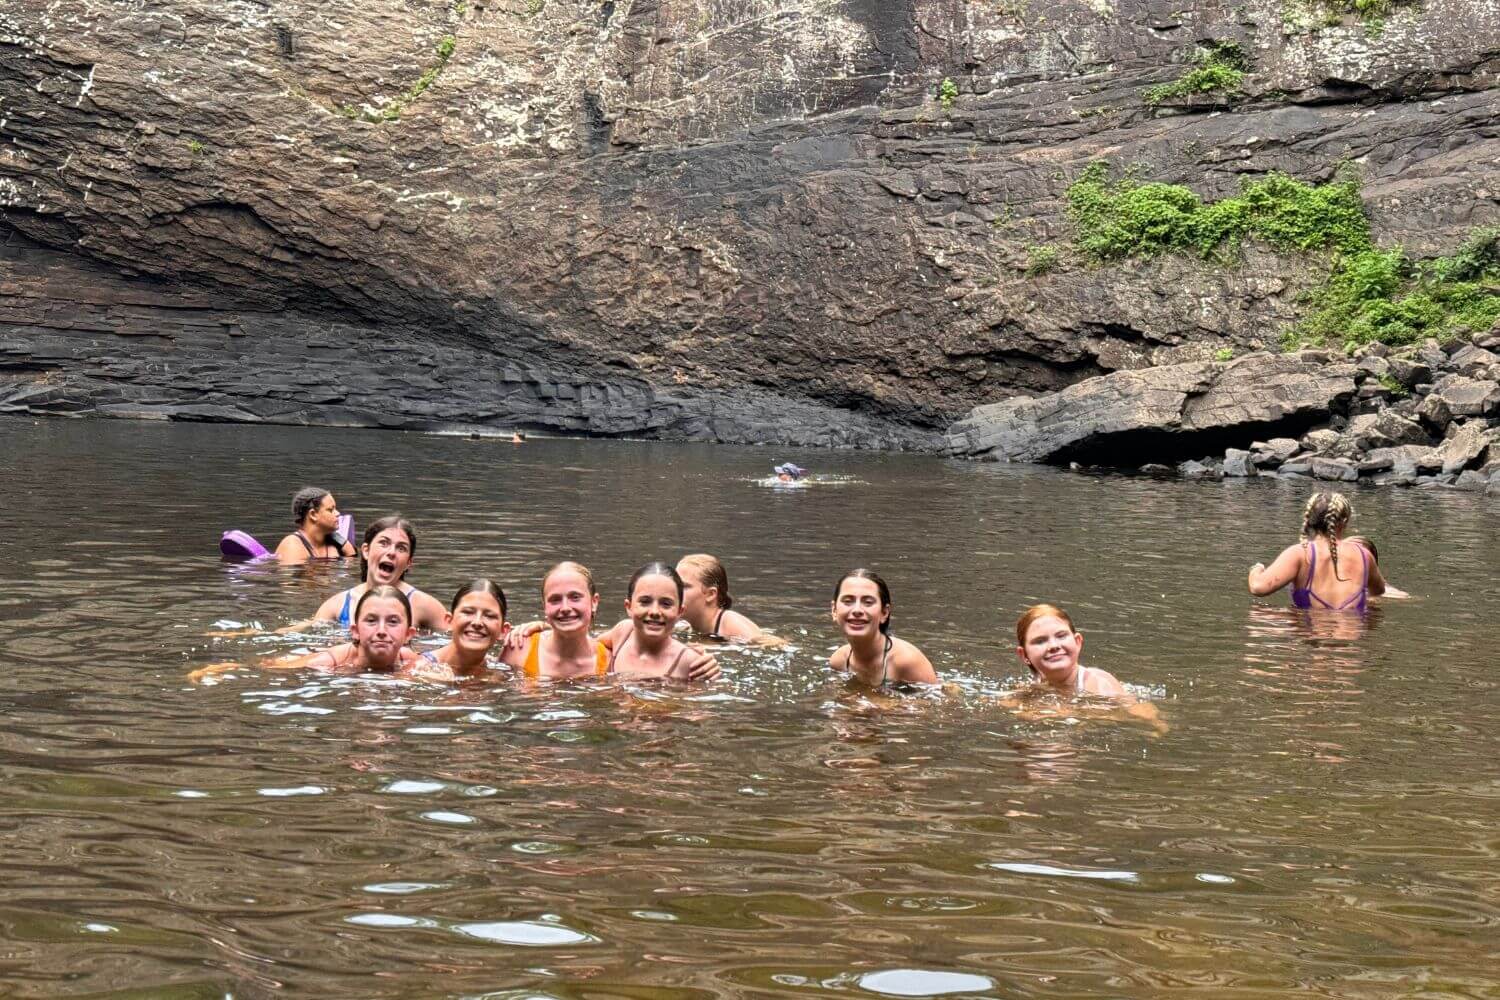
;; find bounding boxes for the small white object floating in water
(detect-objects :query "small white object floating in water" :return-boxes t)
[219,514,353,561]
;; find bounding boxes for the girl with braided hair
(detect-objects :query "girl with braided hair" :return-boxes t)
[1248,491,1387,611]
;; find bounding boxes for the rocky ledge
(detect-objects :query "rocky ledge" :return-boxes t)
[947,320,1500,492]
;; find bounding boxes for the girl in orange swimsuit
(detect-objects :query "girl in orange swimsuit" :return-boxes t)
[499,562,611,681]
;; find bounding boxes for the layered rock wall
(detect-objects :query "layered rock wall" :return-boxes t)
[2,0,1498,442]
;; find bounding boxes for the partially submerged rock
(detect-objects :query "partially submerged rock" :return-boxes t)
[945,353,1356,464]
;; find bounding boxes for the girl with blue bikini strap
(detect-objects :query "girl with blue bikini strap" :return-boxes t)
[314,515,447,631]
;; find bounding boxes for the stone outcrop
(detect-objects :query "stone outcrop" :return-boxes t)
[945,352,1357,463]
[1,0,1498,442]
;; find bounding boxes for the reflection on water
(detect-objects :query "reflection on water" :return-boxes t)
[0,418,1497,998]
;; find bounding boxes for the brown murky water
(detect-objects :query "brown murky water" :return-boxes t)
[1,418,1496,999]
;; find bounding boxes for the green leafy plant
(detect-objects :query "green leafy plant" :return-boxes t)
[185,138,205,155]
[1065,162,1369,264]
[938,77,959,112]
[1377,372,1410,397]
[1144,41,1248,105]
[1214,347,1235,361]
[1288,231,1500,350]
[1024,245,1060,276]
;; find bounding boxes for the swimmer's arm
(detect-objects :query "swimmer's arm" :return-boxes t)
[827,645,851,672]
[1366,559,1388,598]
[597,619,632,651]
[336,537,357,558]
[187,646,338,683]
[274,535,311,566]
[412,591,448,631]
[1380,583,1410,599]
[313,592,342,623]
[1248,545,1302,596]
[504,620,545,652]
[1125,701,1169,735]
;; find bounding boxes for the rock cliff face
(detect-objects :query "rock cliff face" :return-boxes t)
[2,0,1498,444]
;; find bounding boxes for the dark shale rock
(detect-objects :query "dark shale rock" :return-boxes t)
[1251,437,1302,467]
[1448,345,1500,377]
[1429,375,1500,418]
[1,0,1499,445]
[1438,421,1493,473]
[1386,358,1432,390]
[1416,393,1455,433]
[1179,459,1223,480]
[945,354,1357,464]
[1223,448,1255,477]
[1300,429,1343,455]
[1311,457,1359,482]
[1366,444,1444,477]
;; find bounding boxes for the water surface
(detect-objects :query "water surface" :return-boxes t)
[0,418,1496,998]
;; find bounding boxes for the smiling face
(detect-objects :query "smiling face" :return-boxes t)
[627,572,682,641]
[831,577,889,641]
[446,591,507,655]
[1017,614,1084,686]
[361,527,413,586]
[351,595,414,669]
[543,569,598,636]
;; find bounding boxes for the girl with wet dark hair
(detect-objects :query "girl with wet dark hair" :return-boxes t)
[313,516,446,630]
[1248,491,1387,611]
[420,579,511,677]
[828,569,937,688]
[274,486,356,564]
[601,562,720,681]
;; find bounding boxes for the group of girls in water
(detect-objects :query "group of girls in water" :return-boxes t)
[196,486,1397,708]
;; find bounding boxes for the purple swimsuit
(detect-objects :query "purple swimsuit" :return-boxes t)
[1291,542,1369,613]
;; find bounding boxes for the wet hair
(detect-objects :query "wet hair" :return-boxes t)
[678,553,732,610]
[1347,535,1379,564]
[1301,492,1353,582]
[450,578,507,618]
[1016,604,1076,647]
[832,568,892,635]
[352,584,413,626]
[1015,604,1077,676]
[291,486,331,527]
[359,515,417,582]
[628,561,684,602]
[542,561,596,597]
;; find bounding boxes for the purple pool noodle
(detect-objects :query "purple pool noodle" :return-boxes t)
[337,514,353,546]
[220,530,270,561]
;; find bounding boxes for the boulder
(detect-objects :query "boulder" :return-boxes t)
[1365,444,1443,477]
[1416,392,1454,433]
[1454,469,1490,491]
[1373,410,1431,446]
[1429,375,1500,418]
[1223,448,1255,477]
[945,355,1359,464]
[1279,462,1312,476]
[1311,457,1359,481]
[1179,459,1223,479]
[1356,356,1392,379]
[1300,428,1343,454]
[1437,421,1491,473]
[1358,453,1394,474]
[1251,437,1302,466]
[1448,344,1500,377]
[1385,357,1431,389]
